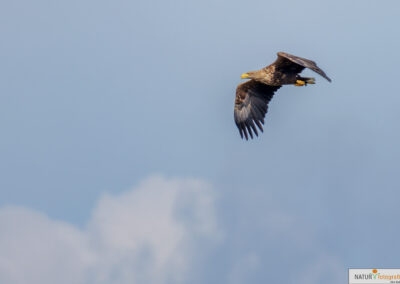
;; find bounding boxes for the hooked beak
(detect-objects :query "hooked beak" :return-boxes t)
[241,73,249,79]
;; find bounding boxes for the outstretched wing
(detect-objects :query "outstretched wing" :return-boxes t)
[274,52,331,82]
[234,80,281,140]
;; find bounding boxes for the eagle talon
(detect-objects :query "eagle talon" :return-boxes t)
[295,80,306,86]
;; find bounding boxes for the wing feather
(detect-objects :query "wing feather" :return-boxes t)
[234,80,280,140]
[276,52,331,82]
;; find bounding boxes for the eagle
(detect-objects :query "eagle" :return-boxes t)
[234,52,331,140]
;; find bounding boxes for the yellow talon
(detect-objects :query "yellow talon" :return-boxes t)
[295,80,306,86]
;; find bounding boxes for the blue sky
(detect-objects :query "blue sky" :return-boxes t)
[1,0,400,283]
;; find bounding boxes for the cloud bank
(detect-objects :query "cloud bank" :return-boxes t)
[0,176,343,284]
[0,176,221,284]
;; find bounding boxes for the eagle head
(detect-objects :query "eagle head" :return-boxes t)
[241,71,259,79]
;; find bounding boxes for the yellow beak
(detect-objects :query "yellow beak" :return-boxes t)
[241,73,249,79]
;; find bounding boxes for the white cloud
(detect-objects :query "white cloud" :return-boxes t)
[0,175,344,284]
[0,206,92,284]
[0,176,221,284]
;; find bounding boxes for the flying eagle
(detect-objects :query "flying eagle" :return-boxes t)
[234,52,331,140]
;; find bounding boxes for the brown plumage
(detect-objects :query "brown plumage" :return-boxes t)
[234,52,331,140]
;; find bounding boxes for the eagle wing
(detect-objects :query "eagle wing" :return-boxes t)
[274,52,331,82]
[234,80,281,140]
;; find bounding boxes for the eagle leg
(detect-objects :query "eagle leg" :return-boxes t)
[294,80,306,86]
[294,77,315,86]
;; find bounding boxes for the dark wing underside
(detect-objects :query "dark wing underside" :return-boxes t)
[234,80,281,140]
[274,52,331,82]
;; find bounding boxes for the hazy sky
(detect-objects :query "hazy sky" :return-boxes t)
[1,0,400,283]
